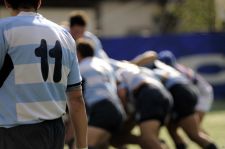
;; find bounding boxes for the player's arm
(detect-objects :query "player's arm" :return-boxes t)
[130,50,158,66]
[67,84,88,149]
[115,71,128,108]
[117,85,128,108]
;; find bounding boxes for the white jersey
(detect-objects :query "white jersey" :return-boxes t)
[0,12,82,127]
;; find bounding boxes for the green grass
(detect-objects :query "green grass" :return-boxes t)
[123,100,225,149]
[65,100,225,149]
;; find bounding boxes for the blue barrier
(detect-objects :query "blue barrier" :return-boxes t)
[100,32,225,99]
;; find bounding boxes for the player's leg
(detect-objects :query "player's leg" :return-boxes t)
[139,120,162,149]
[133,84,172,149]
[88,99,123,149]
[169,84,217,149]
[168,83,197,148]
[166,121,187,149]
[110,117,141,148]
[179,114,217,149]
[88,126,111,148]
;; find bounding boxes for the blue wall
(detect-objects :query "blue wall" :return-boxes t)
[101,32,225,99]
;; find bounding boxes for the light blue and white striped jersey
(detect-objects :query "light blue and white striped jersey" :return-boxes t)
[153,60,189,88]
[79,57,123,113]
[0,12,82,128]
[84,31,109,60]
[116,62,164,92]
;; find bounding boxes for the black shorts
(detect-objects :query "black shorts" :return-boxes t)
[133,84,172,125]
[88,99,123,134]
[0,118,65,149]
[169,83,198,122]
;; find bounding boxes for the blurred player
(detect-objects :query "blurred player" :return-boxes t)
[131,51,218,149]
[0,0,87,149]
[158,50,216,149]
[112,61,172,149]
[158,50,214,123]
[69,10,109,60]
[76,39,125,149]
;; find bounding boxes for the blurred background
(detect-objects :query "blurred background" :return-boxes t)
[1,0,225,36]
[0,0,224,148]
[1,0,224,99]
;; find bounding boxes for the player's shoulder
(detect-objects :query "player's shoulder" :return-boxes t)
[84,31,94,36]
[94,57,113,70]
[44,18,68,33]
[0,16,18,29]
[93,57,108,64]
[45,19,74,42]
[84,31,99,39]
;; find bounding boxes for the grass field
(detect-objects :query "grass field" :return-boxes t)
[125,100,225,149]
[65,100,225,149]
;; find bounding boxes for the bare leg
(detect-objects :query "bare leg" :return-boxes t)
[195,111,210,135]
[196,111,205,124]
[166,120,187,149]
[88,126,111,148]
[110,115,141,148]
[139,120,163,149]
[179,114,213,148]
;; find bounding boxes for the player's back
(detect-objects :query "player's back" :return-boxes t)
[153,60,189,88]
[79,57,121,107]
[0,12,80,127]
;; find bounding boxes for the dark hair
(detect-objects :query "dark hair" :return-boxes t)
[77,39,94,58]
[69,11,88,27]
[5,0,40,11]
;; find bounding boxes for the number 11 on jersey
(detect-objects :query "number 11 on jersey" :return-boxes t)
[35,39,62,83]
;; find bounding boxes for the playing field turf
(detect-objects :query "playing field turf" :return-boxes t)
[124,100,225,149]
[65,100,225,149]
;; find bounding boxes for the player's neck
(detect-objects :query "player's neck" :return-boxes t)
[11,8,37,16]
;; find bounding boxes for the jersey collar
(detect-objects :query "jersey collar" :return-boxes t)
[17,11,41,17]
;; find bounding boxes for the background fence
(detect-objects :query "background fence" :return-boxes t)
[101,32,225,99]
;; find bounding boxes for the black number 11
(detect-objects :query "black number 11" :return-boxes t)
[35,39,62,82]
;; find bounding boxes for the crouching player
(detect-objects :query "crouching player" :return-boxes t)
[111,61,172,149]
[76,39,125,149]
[131,51,217,149]
[158,50,216,149]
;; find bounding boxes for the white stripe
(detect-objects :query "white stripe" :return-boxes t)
[16,101,66,122]
[86,75,103,86]
[14,64,69,85]
[4,26,75,52]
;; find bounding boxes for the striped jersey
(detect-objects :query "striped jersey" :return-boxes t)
[115,62,164,92]
[152,60,189,88]
[79,57,123,113]
[0,12,82,128]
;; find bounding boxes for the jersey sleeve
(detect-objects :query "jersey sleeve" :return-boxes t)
[67,43,82,89]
